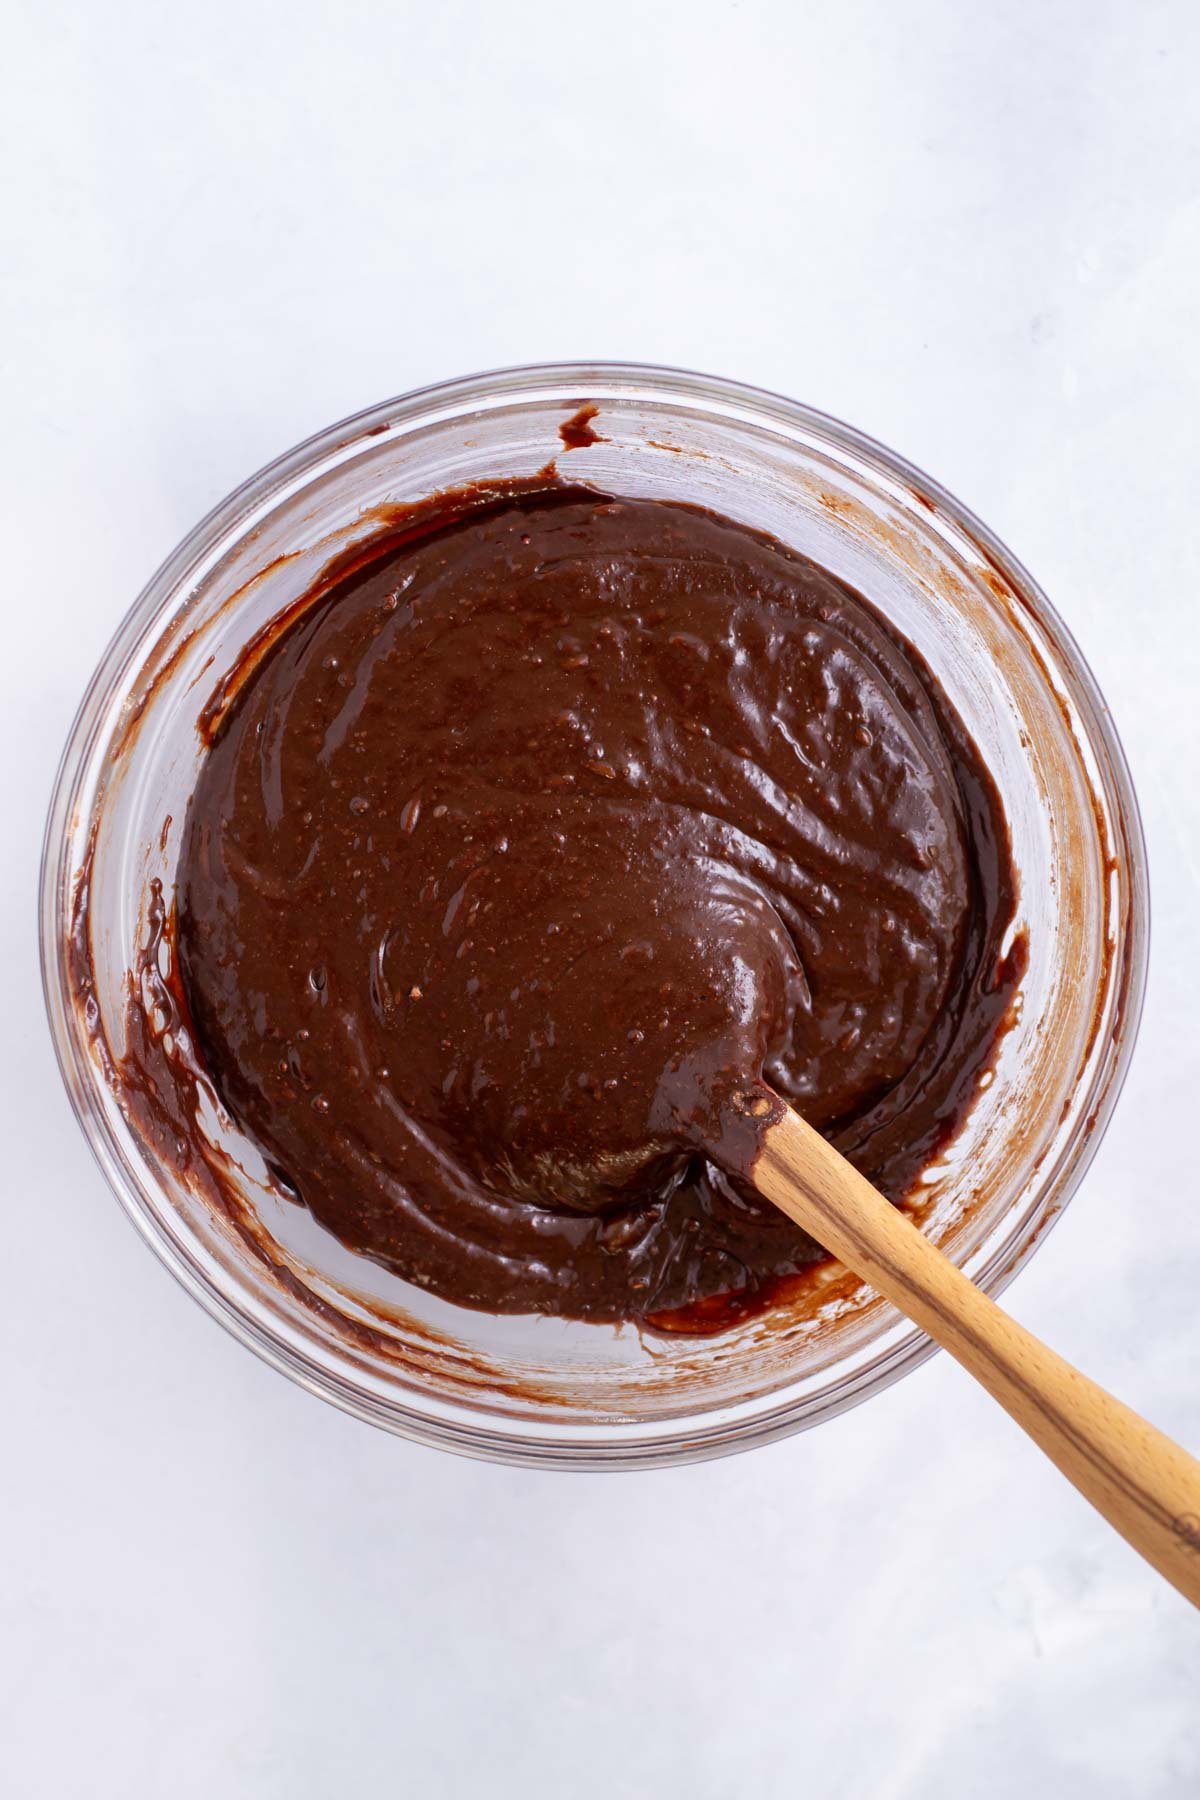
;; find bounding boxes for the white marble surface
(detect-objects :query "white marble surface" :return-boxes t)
[4,2,1200,1793]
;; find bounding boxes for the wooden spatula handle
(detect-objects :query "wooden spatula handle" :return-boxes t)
[754,1104,1200,1608]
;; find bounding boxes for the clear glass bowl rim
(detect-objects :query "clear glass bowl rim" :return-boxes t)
[39,360,1150,1469]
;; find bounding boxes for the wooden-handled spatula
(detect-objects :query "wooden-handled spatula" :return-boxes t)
[732,1087,1200,1608]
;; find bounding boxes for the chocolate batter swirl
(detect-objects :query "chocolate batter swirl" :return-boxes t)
[177,489,1021,1325]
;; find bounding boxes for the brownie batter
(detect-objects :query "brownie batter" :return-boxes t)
[176,488,1022,1325]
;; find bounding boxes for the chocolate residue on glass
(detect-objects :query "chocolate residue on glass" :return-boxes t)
[559,404,602,449]
[165,486,1023,1328]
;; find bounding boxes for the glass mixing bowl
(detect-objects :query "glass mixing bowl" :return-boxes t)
[41,363,1147,1468]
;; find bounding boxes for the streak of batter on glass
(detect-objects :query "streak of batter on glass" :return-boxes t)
[176,485,1025,1330]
